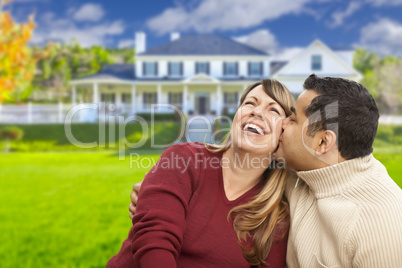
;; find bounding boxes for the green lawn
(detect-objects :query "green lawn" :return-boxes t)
[0,151,160,268]
[0,149,401,268]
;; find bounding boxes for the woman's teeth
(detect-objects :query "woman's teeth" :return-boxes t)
[243,123,264,135]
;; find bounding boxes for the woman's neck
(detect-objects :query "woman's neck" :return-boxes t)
[221,147,271,201]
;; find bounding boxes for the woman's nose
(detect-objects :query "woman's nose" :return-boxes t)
[251,107,264,119]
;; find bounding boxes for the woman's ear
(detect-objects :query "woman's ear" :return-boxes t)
[315,130,337,156]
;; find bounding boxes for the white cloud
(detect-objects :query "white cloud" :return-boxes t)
[357,18,402,57]
[327,2,361,28]
[146,0,312,35]
[233,29,278,54]
[233,29,304,62]
[73,3,105,22]
[118,39,135,48]
[272,47,304,61]
[31,11,125,47]
[233,29,305,61]
[365,0,402,6]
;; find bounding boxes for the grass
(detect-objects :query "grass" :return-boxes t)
[0,151,161,268]
[0,149,401,267]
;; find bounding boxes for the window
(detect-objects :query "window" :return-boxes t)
[100,93,115,103]
[224,62,238,76]
[143,62,157,76]
[169,62,182,76]
[143,93,157,109]
[168,93,183,106]
[196,62,209,74]
[249,62,262,76]
[224,92,238,106]
[121,93,132,104]
[311,55,322,71]
[224,92,239,114]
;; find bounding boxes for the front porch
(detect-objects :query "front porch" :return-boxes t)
[69,80,249,118]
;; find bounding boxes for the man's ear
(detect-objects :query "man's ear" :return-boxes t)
[315,130,337,156]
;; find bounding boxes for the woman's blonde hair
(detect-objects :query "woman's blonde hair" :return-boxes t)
[207,79,294,266]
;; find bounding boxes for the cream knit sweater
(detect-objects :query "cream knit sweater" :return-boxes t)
[285,154,402,268]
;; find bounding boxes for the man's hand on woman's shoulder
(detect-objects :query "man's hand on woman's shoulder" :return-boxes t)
[129,180,143,219]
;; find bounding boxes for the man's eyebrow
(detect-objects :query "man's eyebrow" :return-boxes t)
[291,106,297,115]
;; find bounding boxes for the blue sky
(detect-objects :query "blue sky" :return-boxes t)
[6,0,402,59]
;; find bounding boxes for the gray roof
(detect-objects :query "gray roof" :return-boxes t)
[76,64,135,81]
[140,34,269,56]
[270,61,288,76]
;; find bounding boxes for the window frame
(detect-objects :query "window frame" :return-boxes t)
[311,55,322,71]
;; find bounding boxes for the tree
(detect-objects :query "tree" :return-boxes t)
[354,49,402,114]
[32,41,115,102]
[0,0,36,102]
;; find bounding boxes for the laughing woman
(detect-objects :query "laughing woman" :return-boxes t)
[107,79,294,268]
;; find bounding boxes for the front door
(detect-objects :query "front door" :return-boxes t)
[198,96,207,114]
[194,93,210,114]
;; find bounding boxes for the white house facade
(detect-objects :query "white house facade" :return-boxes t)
[272,39,362,94]
[69,33,362,117]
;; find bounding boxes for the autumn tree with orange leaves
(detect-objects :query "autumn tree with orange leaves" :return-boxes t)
[0,0,37,102]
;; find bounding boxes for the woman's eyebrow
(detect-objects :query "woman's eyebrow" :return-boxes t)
[245,96,258,102]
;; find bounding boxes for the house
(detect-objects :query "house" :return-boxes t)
[271,39,362,94]
[69,33,361,117]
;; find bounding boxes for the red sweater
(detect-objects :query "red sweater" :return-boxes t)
[108,143,288,268]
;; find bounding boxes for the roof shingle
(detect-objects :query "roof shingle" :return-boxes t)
[140,34,268,56]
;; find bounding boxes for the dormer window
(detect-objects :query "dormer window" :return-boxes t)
[224,62,238,76]
[143,62,158,76]
[196,62,209,74]
[168,62,183,77]
[248,62,263,76]
[311,55,322,71]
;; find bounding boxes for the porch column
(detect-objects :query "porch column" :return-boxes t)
[157,84,162,111]
[93,83,99,103]
[243,83,248,94]
[216,84,222,116]
[183,85,188,114]
[131,85,136,115]
[72,85,77,106]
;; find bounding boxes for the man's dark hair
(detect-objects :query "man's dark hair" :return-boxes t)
[303,74,379,160]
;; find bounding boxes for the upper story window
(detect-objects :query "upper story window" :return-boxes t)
[249,62,262,76]
[143,62,158,76]
[311,55,322,71]
[195,62,209,74]
[169,62,183,76]
[224,62,238,76]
